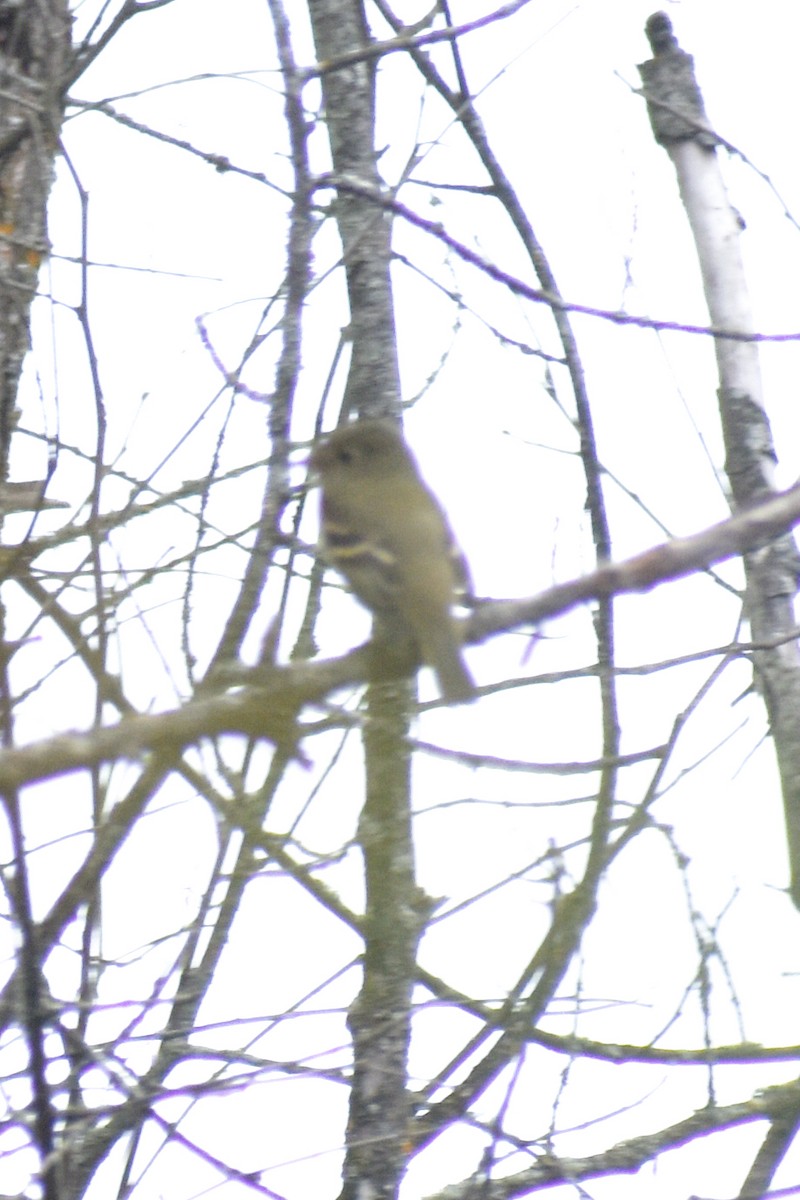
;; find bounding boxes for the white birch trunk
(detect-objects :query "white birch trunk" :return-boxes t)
[640,12,800,907]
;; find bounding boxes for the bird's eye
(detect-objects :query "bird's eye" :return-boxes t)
[337,448,353,464]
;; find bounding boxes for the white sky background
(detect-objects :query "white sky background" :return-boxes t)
[4,0,800,1197]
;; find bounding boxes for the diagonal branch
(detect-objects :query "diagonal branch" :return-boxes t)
[0,482,798,792]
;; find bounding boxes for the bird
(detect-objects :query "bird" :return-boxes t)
[311,419,476,703]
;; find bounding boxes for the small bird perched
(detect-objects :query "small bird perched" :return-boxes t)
[311,420,476,703]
